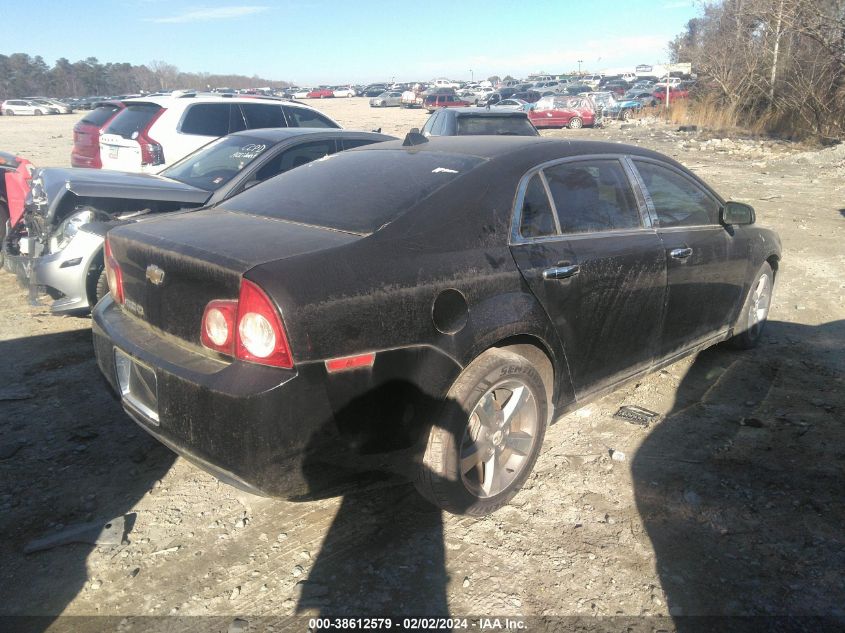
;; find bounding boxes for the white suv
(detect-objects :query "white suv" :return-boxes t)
[98,94,341,173]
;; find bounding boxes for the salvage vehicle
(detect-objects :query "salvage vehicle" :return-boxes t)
[528,96,597,129]
[580,92,642,120]
[0,152,33,268]
[420,107,538,137]
[6,129,393,314]
[92,136,781,516]
[424,94,471,112]
[306,88,334,99]
[1,99,58,116]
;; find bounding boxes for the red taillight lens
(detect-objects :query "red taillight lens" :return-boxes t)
[103,238,124,304]
[138,108,166,167]
[236,279,293,368]
[325,353,376,373]
[201,279,293,368]
[201,299,237,355]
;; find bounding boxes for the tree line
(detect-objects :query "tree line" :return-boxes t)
[671,0,845,139]
[0,54,292,101]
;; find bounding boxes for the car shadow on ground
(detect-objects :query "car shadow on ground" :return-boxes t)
[633,320,845,628]
[294,382,475,617]
[0,329,175,631]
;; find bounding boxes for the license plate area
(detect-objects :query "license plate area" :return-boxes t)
[108,146,119,159]
[114,348,159,425]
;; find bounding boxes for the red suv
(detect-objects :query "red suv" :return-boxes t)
[424,94,470,112]
[71,101,125,168]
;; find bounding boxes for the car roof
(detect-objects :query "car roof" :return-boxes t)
[445,108,529,117]
[226,128,394,143]
[358,136,680,166]
[120,94,313,109]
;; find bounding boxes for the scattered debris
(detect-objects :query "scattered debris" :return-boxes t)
[463,576,471,588]
[229,586,241,601]
[610,449,626,462]
[614,405,660,427]
[24,515,127,554]
[150,546,181,556]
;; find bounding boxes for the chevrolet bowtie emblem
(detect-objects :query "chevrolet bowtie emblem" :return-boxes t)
[145,264,166,286]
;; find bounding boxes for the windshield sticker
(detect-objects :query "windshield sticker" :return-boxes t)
[432,167,459,174]
[230,144,267,160]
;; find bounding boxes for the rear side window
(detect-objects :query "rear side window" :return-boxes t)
[456,115,538,136]
[520,174,557,238]
[634,160,719,227]
[240,103,286,129]
[81,104,121,127]
[544,160,641,234]
[181,104,231,136]
[283,106,338,128]
[105,104,162,139]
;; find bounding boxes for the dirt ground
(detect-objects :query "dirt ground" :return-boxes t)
[0,99,843,632]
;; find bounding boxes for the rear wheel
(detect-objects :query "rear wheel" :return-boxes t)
[35,109,43,116]
[728,262,773,349]
[95,267,110,304]
[568,117,583,129]
[4,110,14,116]
[415,348,550,516]
[621,108,633,121]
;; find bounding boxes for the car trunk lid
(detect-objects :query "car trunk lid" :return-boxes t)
[108,209,361,347]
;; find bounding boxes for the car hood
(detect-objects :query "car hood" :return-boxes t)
[30,167,212,225]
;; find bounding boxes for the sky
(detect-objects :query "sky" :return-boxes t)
[3,0,700,85]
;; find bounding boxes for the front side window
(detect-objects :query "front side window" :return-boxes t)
[634,160,720,227]
[251,140,335,181]
[544,160,641,234]
[240,103,286,129]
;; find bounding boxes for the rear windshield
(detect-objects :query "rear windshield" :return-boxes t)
[456,115,538,136]
[223,149,485,234]
[81,104,122,127]
[160,135,272,191]
[104,104,162,139]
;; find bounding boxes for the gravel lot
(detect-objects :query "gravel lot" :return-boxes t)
[1,99,843,631]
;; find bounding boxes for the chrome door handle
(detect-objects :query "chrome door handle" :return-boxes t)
[542,265,581,280]
[669,248,693,260]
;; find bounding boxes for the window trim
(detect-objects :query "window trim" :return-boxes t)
[627,156,725,229]
[510,154,652,245]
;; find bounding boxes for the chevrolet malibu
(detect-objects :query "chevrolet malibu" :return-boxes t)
[93,137,781,516]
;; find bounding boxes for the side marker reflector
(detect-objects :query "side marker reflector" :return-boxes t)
[325,353,376,373]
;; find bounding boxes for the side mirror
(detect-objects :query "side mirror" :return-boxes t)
[722,201,755,225]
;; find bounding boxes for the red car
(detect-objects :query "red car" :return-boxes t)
[528,96,596,129]
[653,86,690,102]
[0,151,33,265]
[306,89,335,99]
[71,100,125,168]
[423,94,470,112]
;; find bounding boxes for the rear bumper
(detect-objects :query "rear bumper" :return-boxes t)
[92,298,460,498]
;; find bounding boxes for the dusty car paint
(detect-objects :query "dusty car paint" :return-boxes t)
[92,136,781,500]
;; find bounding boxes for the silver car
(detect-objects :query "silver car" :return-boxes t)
[368,91,403,107]
[6,129,394,314]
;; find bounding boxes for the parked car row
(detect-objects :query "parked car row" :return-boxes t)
[1,99,68,116]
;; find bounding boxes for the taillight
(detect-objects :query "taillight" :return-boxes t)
[201,279,293,369]
[104,237,124,304]
[201,300,237,355]
[138,108,166,167]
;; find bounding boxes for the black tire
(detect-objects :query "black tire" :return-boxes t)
[95,267,110,304]
[4,110,14,116]
[621,108,632,121]
[728,262,774,350]
[415,348,550,516]
[35,109,43,116]
[568,116,583,129]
